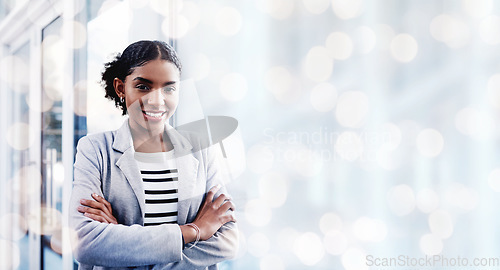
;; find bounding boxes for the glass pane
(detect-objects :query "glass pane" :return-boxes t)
[5,41,31,270]
[41,16,63,270]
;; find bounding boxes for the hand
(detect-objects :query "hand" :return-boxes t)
[78,193,118,224]
[186,185,236,242]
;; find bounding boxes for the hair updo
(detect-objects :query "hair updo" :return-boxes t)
[101,40,182,115]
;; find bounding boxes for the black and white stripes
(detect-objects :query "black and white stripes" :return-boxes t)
[134,151,178,227]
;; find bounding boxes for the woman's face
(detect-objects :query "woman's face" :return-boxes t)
[114,59,180,136]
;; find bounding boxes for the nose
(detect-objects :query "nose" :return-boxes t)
[146,88,165,106]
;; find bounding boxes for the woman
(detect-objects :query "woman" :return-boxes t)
[69,40,237,270]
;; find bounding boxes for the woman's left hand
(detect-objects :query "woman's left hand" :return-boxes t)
[78,193,118,224]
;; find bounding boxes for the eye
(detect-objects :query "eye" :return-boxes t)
[136,84,149,91]
[163,86,176,92]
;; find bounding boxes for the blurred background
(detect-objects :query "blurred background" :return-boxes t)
[1,0,500,269]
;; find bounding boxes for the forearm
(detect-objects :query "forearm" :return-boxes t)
[152,221,238,270]
[72,214,184,267]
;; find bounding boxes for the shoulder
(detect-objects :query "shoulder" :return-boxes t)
[76,130,117,152]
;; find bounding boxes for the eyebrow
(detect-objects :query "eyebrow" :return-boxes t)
[133,77,177,86]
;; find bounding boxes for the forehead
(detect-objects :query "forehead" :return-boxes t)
[128,59,180,82]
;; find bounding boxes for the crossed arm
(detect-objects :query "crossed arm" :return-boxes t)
[78,186,236,245]
[70,136,238,268]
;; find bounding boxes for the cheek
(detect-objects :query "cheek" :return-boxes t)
[166,95,179,108]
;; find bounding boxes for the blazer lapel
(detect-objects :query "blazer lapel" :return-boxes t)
[115,148,145,217]
[175,154,199,224]
[112,120,146,218]
[165,124,199,225]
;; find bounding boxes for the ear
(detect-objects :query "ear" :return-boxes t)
[113,78,125,98]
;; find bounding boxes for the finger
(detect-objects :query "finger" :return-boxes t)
[79,206,115,224]
[220,212,236,224]
[205,184,221,204]
[218,200,235,213]
[92,193,113,215]
[80,198,108,214]
[84,212,109,224]
[213,194,229,208]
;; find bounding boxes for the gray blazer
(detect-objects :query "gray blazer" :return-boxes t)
[69,119,238,270]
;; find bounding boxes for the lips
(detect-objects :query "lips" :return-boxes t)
[142,110,167,121]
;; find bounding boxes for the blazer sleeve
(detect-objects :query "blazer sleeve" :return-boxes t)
[69,136,184,267]
[152,145,239,270]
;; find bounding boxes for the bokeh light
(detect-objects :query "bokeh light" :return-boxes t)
[325,32,353,60]
[185,53,211,81]
[430,14,470,48]
[150,0,181,17]
[219,72,248,102]
[387,184,415,216]
[335,131,364,161]
[62,20,87,49]
[214,7,242,36]
[390,33,418,62]
[455,107,494,140]
[416,188,440,213]
[462,0,493,18]
[444,183,478,211]
[323,230,348,255]
[319,212,343,234]
[303,0,330,15]
[487,73,500,109]
[331,0,362,20]
[353,217,387,242]
[335,91,369,128]
[260,254,285,270]
[376,144,401,171]
[259,172,288,208]
[0,55,28,90]
[265,66,300,104]
[310,82,337,112]
[284,145,323,177]
[129,0,150,9]
[28,207,62,235]
[293,232,325,266]
[161,14,190,39]
[246,144,274,174]
[488,168,500,192]
[0,214,27,241]
[181,1,201,31]
[479,15,500,45]
[42,34,65,102]
[380,122,402,150]
[255,0,294,20]
[0,240,20,270]
[247,232,270,258]
[6,122,34,150]
[303,46,333,82]
[374,24,395,51]
[428,210,454,239]
[341,248,368,270]
[416,128,444,157]
[354,26,376,54]
[73,80,87,116]
[245,199,272,227]
[419,233,443,255]
[277,227,299,252]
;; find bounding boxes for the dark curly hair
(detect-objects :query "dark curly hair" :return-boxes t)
[101,40,182,115]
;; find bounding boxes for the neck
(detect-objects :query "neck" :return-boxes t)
[129,121,173,153]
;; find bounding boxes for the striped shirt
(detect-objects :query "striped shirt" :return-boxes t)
[134,150,178,226]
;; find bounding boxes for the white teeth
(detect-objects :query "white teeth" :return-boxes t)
[144,111,164,117]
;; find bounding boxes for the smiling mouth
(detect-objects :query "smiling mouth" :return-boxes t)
[142,111,167,118]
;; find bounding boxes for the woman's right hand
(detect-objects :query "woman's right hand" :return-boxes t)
[181,185,236,243]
